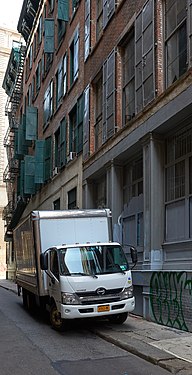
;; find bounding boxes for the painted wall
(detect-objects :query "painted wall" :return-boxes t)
[150,271,192,332]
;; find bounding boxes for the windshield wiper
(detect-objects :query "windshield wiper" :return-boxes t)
[115,265,126,274]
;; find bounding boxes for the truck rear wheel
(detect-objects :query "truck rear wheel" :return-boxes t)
[22,288,36,311]
[50,303,66,331]
[108,312,128,324]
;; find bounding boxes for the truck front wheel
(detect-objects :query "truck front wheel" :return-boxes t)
[50,303,66,331]
[108,312,128,324]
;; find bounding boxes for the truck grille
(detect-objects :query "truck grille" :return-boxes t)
[76,288,123,305]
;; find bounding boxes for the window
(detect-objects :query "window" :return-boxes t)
[27,84,32,106]
[95,175,106,208]
[123,157,143,205]
[84,0,90,60]
[50,250,59,279]
[33,34,37,60]
[72,0,79,13]
[57,19,66,46]
[56,59,63,107]
[166,161,185,201]
[69,95,83,154]
[94,75,103,150]
[83,85,90,159]
[103,50,116,142]
[68,187,77,209]
[93,51,116,149]
[54,127,61,168]
[63,54,67,96]
[56,54,67,107]
[45,53,53,74]
[48,0,54,13]
[122,29,135,124]
[103,0,115,29]
[135,0,155,112]
[96,0,103,40]
[35,61,41,94]
[165,0,187,87]
[38,15,43,45]
[44,136,52,181]
[53,198,60,210]
[43,80,54,126]
[165,125,192,241]
[60,117,67,167]
[69,106,77,153]
[70,29,79,85]
[29,44,33,69]
[54,117,67,168]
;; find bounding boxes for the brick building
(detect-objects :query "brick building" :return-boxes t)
[3,0,192,330]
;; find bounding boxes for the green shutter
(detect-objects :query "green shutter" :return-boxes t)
[26,106,38,140]
[44,19,55,53]
[60,117,67,167]
[24,156,35,195]
[18,118,28,156]
[44,137,52,181]
[58,0,69,21]
[35,140,45,184]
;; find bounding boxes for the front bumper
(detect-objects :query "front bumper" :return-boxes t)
[60,296,135,319]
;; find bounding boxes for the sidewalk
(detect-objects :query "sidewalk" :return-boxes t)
[1,279,192,374]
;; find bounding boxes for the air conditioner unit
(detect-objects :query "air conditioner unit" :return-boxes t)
[67,152,77,163]
[52,167,59,176]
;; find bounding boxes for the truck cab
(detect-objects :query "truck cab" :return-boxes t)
[40,242,137,331]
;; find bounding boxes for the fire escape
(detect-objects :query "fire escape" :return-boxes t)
[3,1,41,238]
[2,42,26,237]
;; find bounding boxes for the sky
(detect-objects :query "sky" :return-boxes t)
[0,0,24,31]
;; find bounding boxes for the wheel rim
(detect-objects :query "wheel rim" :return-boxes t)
[51,306,62,328]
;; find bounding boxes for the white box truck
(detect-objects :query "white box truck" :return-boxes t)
[14,209,137,331]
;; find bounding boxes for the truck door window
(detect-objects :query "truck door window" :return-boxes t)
[50,250,59,279]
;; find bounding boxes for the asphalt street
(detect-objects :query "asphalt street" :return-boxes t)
[1,279,192,374]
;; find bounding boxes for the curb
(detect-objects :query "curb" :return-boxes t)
[92,329,192,375]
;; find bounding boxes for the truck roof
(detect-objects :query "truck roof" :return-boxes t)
[52,242,121,250]
[31,209,111,220]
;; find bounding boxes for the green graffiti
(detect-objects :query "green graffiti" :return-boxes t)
[150,272,192,331]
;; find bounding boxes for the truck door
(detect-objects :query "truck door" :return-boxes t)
[48,249,61,307]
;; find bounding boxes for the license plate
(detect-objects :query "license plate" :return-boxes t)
[97,305,110,312]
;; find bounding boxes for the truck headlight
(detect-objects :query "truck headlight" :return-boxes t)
[61,292,80,305]
[120,286,133,300]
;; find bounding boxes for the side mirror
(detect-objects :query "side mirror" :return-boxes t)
[130,246,138,265]
[40,253,48,270]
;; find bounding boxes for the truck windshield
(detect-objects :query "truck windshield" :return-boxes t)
[59,245,129,276]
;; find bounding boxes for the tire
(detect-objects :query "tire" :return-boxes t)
[22,288,28,309]
[50,303,66,332]
[108,312,128,324]
[22,288,36,312]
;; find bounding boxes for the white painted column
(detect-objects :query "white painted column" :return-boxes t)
[106,160,123,226]
[142,133,164,270]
